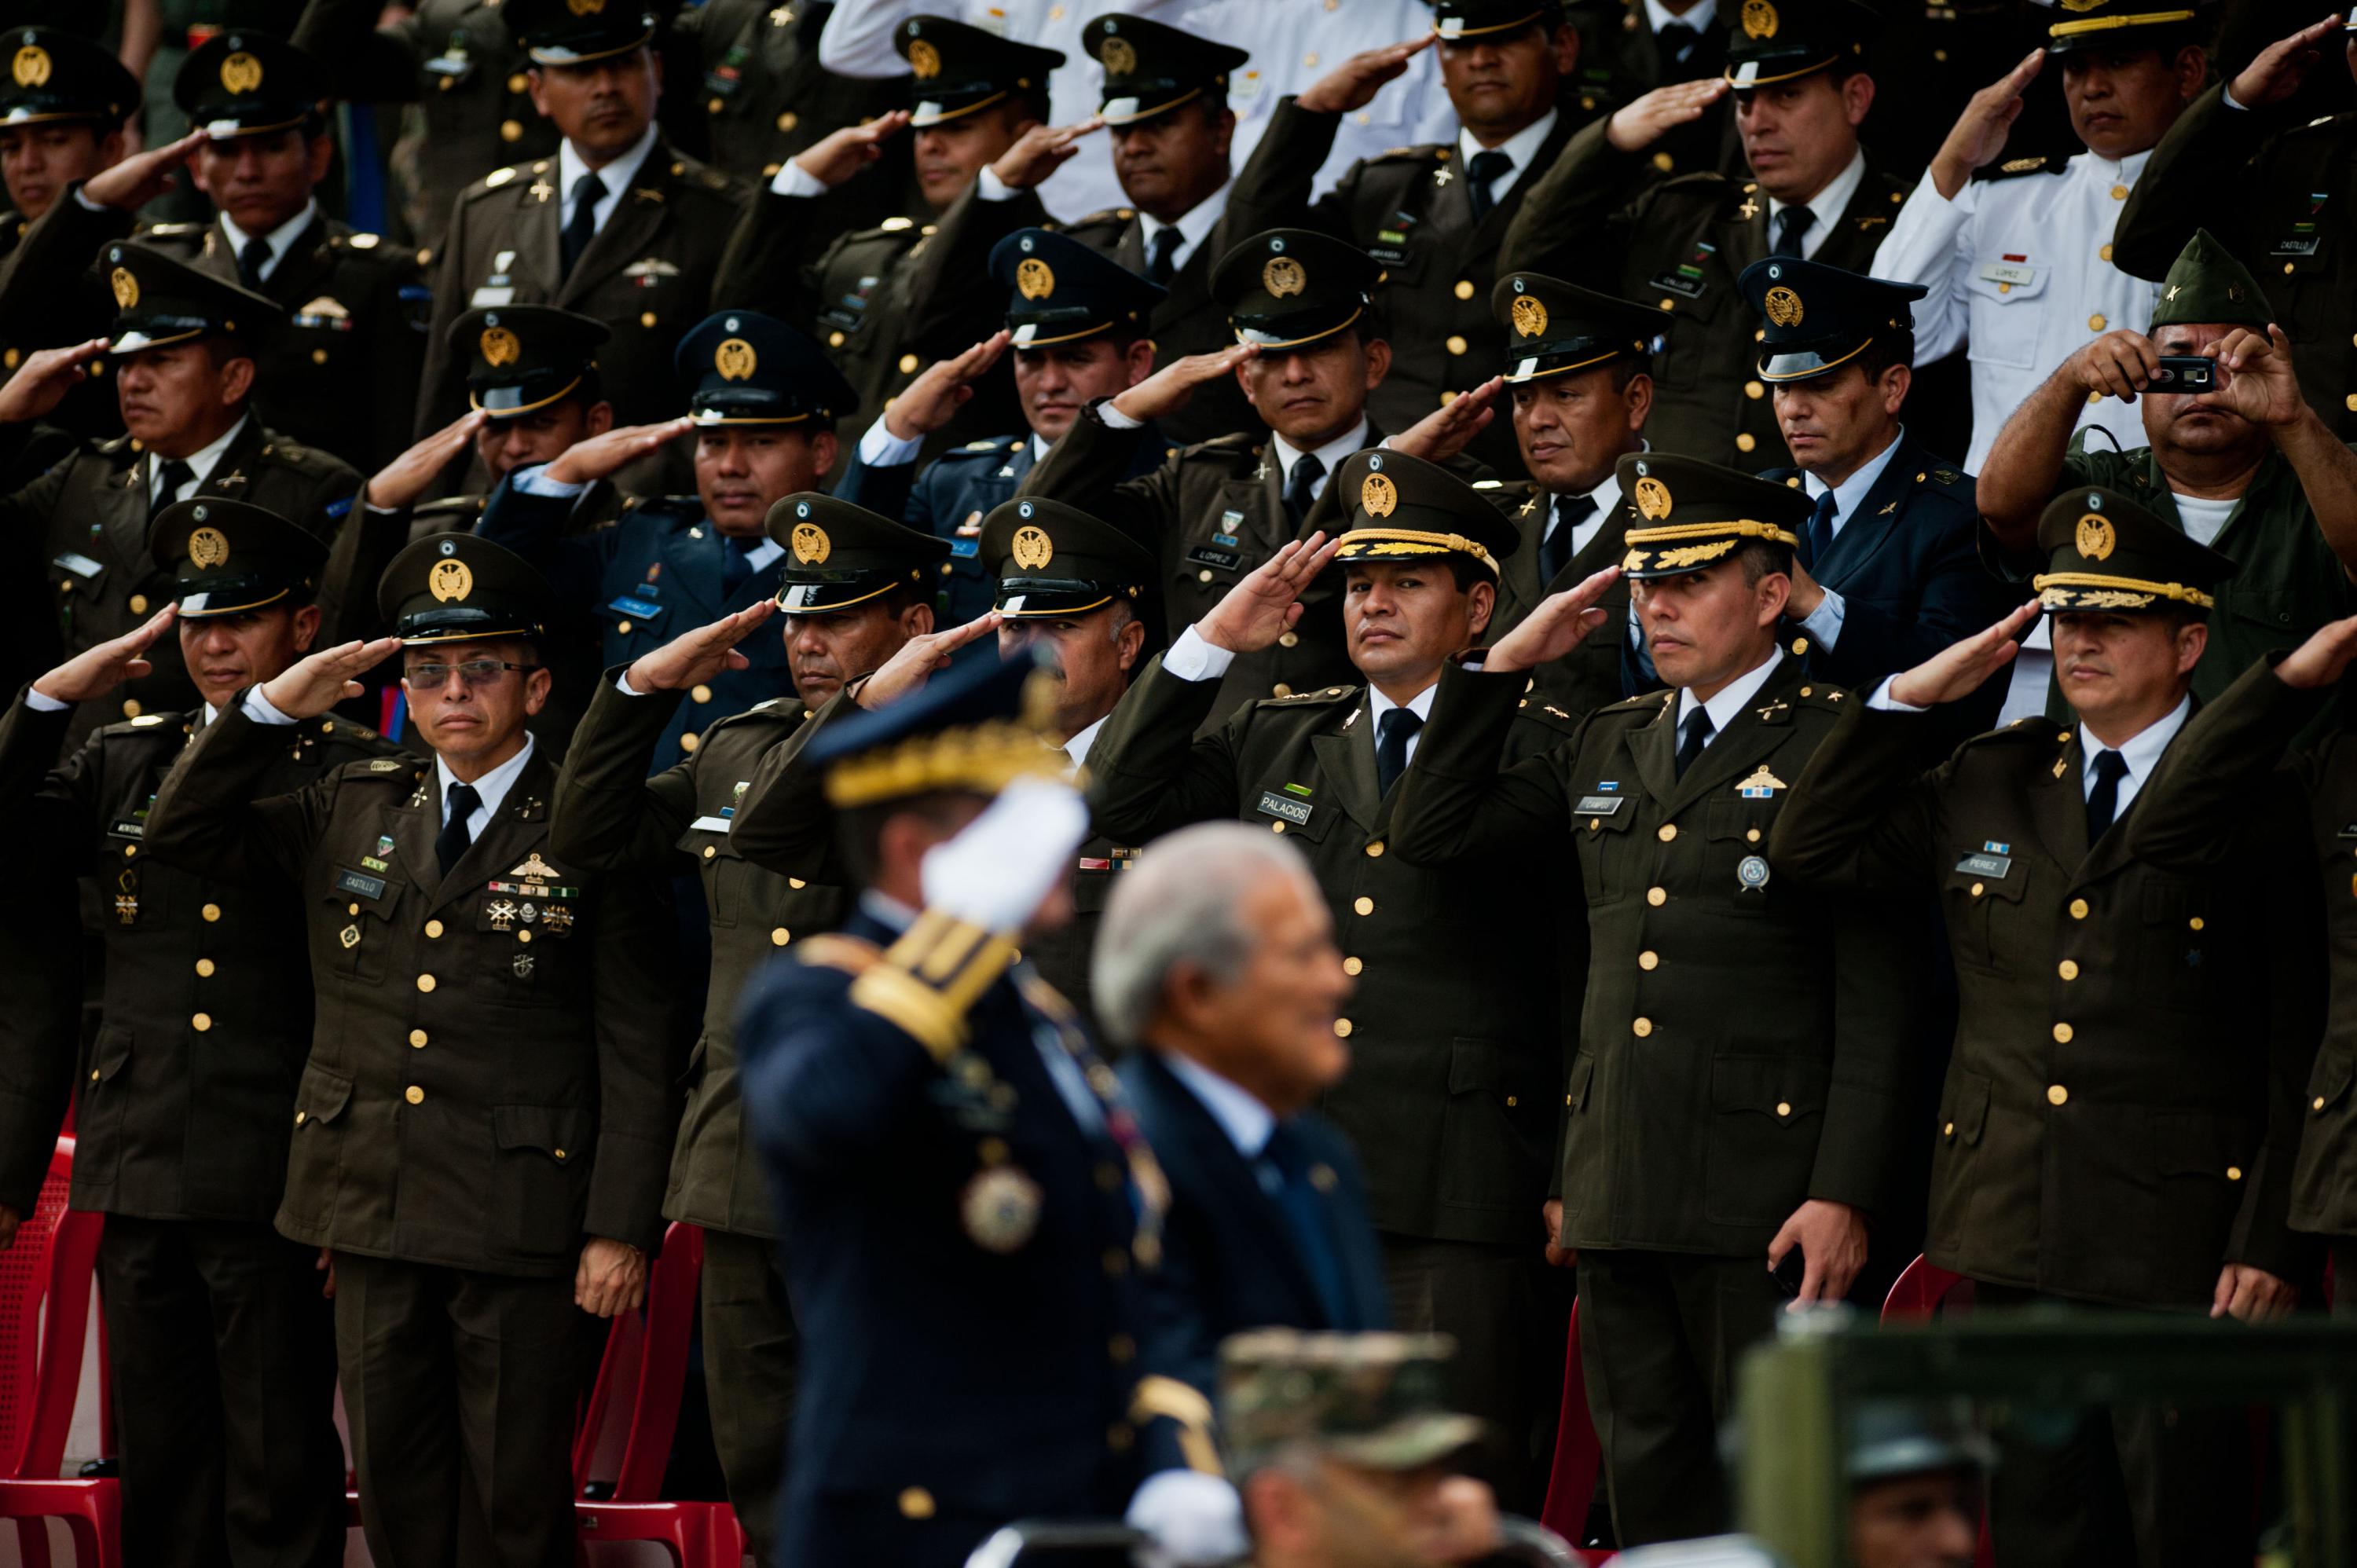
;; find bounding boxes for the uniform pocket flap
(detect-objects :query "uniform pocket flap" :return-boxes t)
[2220,584,2299,633]
[1963,262,2049,302]
[91,1024,133,1083]
[1574,789,1638,833]
[2151,1111,2248,1180]
[1945,860,2029,903]
[493,1103,588,1162]
[1448,1037,1505,1096]
[295,1062,353,1126]
[1252,786,1335,842]
[2308,1050,2355,1116]
[1710,1055,1828,1121]
[1945,1072,1992,1146]
[1567,1052,1596,1112]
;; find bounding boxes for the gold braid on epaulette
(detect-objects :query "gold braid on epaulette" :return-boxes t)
[846,910,1019,1064]
[1131,1375,1222,1475]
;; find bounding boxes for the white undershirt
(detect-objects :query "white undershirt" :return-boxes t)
[2171,492,2237,548]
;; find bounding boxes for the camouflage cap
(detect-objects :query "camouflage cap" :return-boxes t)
[1218,1329,1483,1477]
[2146,227,2272,332]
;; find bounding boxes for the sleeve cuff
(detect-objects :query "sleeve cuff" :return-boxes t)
[1095,397,1145,431]
[856,416,925,468]
[511,462,588,500]
[1798,587,1846,649]
[1162,626,1237,683]
[240,687,299,725]
[614,669,648,697]
[1864,678,1927,713]
[768,161,830,199]
[22,688,69,713]
[977,165,1018,203]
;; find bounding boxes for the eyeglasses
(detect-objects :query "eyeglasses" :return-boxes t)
[403,660,540,688]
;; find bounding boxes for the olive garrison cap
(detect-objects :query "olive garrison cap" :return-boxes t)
[2146,228,2272,332]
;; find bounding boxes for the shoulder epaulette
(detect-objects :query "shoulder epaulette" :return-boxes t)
[1793,682,1850,710]
[1979,155,2063,181]
[947,437,1022,457]
[350,754,428,781]
[1595,690,1671,717]
[414,495,486,517]
[1072,206,1136,226]
[1369,143,1448,163]
[141,221,206,237]
[796,932,882,975]
[1255,683,1359,709]
[1188,432,1263,461]
[475,162,536,193]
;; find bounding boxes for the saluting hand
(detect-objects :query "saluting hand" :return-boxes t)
[2202,323,2307,430]
[2271,610,2357,690]
[366,410,488,511]
[989,116,1108,191]
[790,110,912,189]
[0,338,109,427]
[1481,565,1622,674]
[577,1236,647,1318]
[79,128,207,211]
[1295,35,1435,116]
[31,603,178,704]
[1604,78,1729,155]
[1388,378,1502,464]
[2229,14,2345,111]
[542,416,695,487]
[1885,600,2040,709]
[884,331,1013,441]
[1929,49,2044,201]
[1196,533,1341,654]
[856,611,1003,710]
[259,636,404,720]
[1108,343,1259,424]
[625,602,779,694]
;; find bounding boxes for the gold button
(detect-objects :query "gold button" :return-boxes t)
[312,348,328,365]
[897,354,920,375]
[640,310,658,328]
[295,1111,306,1126]
[1198,569,1214,583]
[1775,1101,1791,1117]
[2069,898,2089,920]
[1657,824,1677,843]
[2286,262,2297,275]
[2110,183,2128,200]
[1270,821,1286,834]
[1343,956,1362,976]
[416,974,436,993]
[202,903,221,922]
[2227,1166,2243,1181]
[2088,313,2106,332]
[1445,335,1468,356]
[405,1085,425,1105]
[1632,1017,1653,1037]
[2052,1022,2073,1043]
[2058,959,2078,980]
[508,72,528,93]
[680,732,699,753]
[1970,882,1985,898]
[617,619,632,635]
[1271,683,1293,698]
[2316,1097,2329,1111]
[1745,380,1764,400]
[425,919,444,939]
[2189,916,2204,931]
[1745,828,1761,843]
[89,1072,98,1083]
[776,110,798,131]
[2088,390,2104,405]
[1453,280,1475,300]
[828,331,845,348]
[1506,1095,1519,1107]
[1354,896,1374,916]
[1638,950,1659,970]
[2047,1084,2069,1106]
[122,698,141,719]
[1278,631,1299,648]
[1735,433,1756,453]
[1661,298,1676,311]
[1365,841,1384,858]
[2099,243,2113,262]
[128,594,148,614]
[123,844,136,859]
[1944,1121,1955,1137]
[192,1013,211,1032]
[1647,886,1666,907]
[552,1149,565,1160]
[691,684,713,704]
[1933,46,1948,60]
[704,845,717,859]
[772,927,790,946]
[195,958,214,977]
[790,878,806,889]
[1439,390,1457,406]
[518,929,532,943]
[348,903,359,916]
[1800,687,1813,698]
[1652,151,1674,172]
[500,119,522,142]
[410,1029,427,1048]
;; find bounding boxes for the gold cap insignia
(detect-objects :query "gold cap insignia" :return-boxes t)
[1011,525,1054,570]
[1016,258,1055,300]
[1263,255,1306,298]
[908,38,941,78]
[1764,286,1803,327]
[2074,513,2115,562]
[428,559,474,603]
[1510,294,1548,339]
[1100,35,1138,75]
[110,267,138,310]
[790,522,830,564]
[479,325,520,366]
[1360,473,1398,518]
[1741,0,1779,38]
[1633,476,1673,520]
[188,526,229,569]
[566,0,607,14]
[11,45,51,87]
[220,50,262,94]
[715,336,757,381]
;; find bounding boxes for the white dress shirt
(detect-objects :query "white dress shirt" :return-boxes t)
[1769,148,1865,262]
[1366,676,1436,768]
[559,123,660,243]
[1645,0,1718,41]
[147,415,252,508]
[434,733,537,837]
[1673,647,1783,748]
[1554,457,1633,564]
[2077,694,2188,819]
[1871,145,2158,473]
[1791,424,1904,650]
[1138,178,1231,277]
[1160,1050,1276,1156]
[1271,417,1367,504]
[218,200,319,285]
[1457,108,1557,211]
[1064,712,1109,769]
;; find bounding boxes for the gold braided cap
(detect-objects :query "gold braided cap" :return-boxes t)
[1623,518,1800,548]
[1334,526,1499,576]
[2047,8,2195,35]
[2032,571,2216,610]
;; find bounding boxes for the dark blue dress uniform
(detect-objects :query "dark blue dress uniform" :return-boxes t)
[734,657,1212,1567]
[475,310,857,771]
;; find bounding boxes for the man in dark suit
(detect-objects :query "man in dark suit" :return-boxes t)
[1094,820,1390,1402]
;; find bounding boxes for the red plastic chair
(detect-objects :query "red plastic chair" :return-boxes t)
[0,1137,118,1567]
[1879,1255,1970,1321]
[1537,1299,1615,1565]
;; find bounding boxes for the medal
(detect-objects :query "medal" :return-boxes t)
[959,1165,1043,1254]
[1738,855,1772,892]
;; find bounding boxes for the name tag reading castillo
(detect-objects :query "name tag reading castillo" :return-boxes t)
[1255,791,1313,827]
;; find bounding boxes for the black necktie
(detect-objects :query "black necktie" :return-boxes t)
[1283,452,1325,526]
[1798,489,1837,571]
[1543,493,1595,584]
[236,236,272,290]
[1259,1123,1354,1328]
[1675,705,1714,778]
[434,782,482,880]
[151,459,194,522]
[722,536,757,595]
[1375,706,1423,797]
[560,171,606,279]
[2084,749,2128,843]
[1772,204,1814,258]
[1467,148,1514,223]
[1146,225,1182,285]
[1656,20,1698,64]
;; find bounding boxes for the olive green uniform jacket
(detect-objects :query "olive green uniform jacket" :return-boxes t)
[1388,655,1910,1256]
[671,0,910,189]
[1089,654,1563,1245]
[550,674,849,1240]
[1060,199,1259,448]
[1480,476,1636,764]
[143,709,677,1275]
[1501,119,1912,474]
[1769,696,2322,1307]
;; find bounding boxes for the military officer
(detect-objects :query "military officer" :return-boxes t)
[1556,0,1743,189]
[1502,0,1912,473]
[1386,452,1912,1543]
[670,0,911,189]
[1220,0,1582,470]
[141,533,676,1568]
[837,228,1166,643]
[1769,495,2315,1565]
[478,310,860,772]
[714,17,1072,465]
[731,653,1218,1567]
[0,28,134,271]
[2113,13,2357,445]
[1872,0,2205,474]
[547,495,948,1564]
[0,500,394,1568]
[1018,228,1397,731]
[1085,451,1567,1507]
[415,0,751,493]
[0,242,360,757]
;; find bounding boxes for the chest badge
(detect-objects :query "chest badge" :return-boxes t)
[1737,855,1772,892]
[1736,765,1786,798]
[961,1164,1043,1254]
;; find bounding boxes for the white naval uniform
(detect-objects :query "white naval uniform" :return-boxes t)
[1872,148,2163,474]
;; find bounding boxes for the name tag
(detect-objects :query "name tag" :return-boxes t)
[1574,796,1625,816]
[52,551,101,579]
[107,818,145,839]
[1189,546,1242,572]
[606,595,662,617]
[1255,790,1313,826]
[688,815,731,833]
[1954,852,2011,879]
[335,867,389,901]
[1978,260,2036,287]
[950,537,980,558]
[468,286,515,307]
[2270,235,2321,258]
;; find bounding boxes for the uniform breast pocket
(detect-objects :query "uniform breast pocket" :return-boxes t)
[681,833,745,928]
[1069,848,1139,915]
[1964,263,2051,370]
[475,887,581,997]
[606,597,672,646]
[1649,277,1728,390]
[324,866,405,981]
[2135,876,2216,1007]
[1571,793,1640,903]
[1705,797,1780,914]
[1942,858,2028,973]
[1250,786,1332,849]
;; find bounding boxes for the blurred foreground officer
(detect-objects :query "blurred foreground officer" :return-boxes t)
[2113,14,2357,444]
[1871,0,2203,473]
[0,500,390,1568]
[1220,1330,1502,1568]
[1387,454,1912,1544]
[1844,1401,1989,1568]
[1086,454,1567,1505]
[1769,496,2315,1565]
[0,243,360,757]
[1093,822,1390,1398]
[142,534,676,1568]
[732,655,1221,1567]
[549,495,944,1563]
